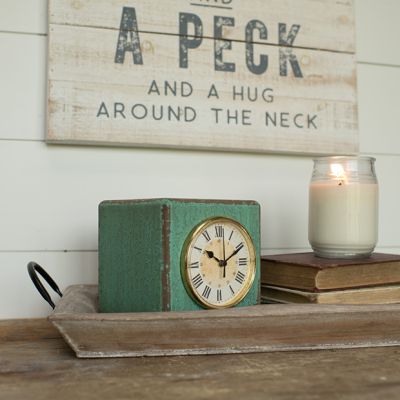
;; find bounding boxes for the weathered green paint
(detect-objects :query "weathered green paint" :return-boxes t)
[99,199,260,312]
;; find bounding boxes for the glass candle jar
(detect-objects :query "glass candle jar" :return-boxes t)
[308,156,378,259]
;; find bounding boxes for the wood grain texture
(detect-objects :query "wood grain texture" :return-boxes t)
[49,285,400,358]
[1,0,400,320]
[47,0,358,154]
[1,37,397,153]
[49,0,355,52]
[0,9,396,151]
[1,318,400,400]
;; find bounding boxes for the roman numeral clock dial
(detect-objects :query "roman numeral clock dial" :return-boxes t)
[181,217,256,309]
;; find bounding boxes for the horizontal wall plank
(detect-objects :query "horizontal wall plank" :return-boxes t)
[0,0,47,35]
[50,0,355,53]
[374,156,400,248]
[358,63,400,154]
[0,140,311,251]
[1,141,400,253]
[0,33,46,141]
[0,251,97,319]
[355,0,400,66]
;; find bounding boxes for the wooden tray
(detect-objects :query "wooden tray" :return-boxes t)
[49,285,400,358]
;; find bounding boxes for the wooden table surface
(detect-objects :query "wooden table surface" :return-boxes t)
[1,319,399,400]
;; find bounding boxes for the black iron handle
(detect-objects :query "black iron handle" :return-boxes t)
[27,262,63,309]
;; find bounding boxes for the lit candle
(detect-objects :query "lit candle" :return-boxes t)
[308,157,378,259]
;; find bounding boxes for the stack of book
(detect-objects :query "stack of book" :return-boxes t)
[261,253,400,304]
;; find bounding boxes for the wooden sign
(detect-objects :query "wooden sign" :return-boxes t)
[47,0,357,155]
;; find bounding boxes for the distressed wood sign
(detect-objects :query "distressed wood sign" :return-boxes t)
[47,0,358,154]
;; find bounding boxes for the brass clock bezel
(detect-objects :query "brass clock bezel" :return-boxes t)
[181,216,256,309]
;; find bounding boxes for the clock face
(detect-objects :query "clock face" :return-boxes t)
[181,217,256,309]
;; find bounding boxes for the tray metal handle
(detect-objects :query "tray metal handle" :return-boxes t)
[27,261,63,309]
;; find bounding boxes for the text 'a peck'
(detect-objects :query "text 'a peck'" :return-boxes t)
[115,7,304,78]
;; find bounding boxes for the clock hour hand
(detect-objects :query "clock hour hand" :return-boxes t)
[205,251,226,267]
[205,250,221,263]
[225,243,244,263]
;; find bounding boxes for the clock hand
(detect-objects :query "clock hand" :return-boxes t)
[206,250,227,270]
[222,229,227,278]
[205,250,222,264]
[225,243,244,263]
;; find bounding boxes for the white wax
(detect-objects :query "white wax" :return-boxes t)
[309,181,378,254]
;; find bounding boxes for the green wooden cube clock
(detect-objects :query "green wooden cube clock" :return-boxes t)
[99,198,260,312]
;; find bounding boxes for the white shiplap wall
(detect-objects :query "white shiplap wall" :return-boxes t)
[1,0,399,318]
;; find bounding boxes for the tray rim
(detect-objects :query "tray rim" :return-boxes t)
[49,285,400,358]
[49,284,400,321]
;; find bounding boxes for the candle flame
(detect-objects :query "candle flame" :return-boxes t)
[330,163,347,185]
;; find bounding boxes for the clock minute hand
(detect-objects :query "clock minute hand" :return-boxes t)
[225,243,244,263]
[222,229,227,278]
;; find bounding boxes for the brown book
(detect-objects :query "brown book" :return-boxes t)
[261,253,400,291]
[261,284,400,304]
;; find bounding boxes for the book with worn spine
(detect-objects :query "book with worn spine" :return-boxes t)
[261,253,400,291]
